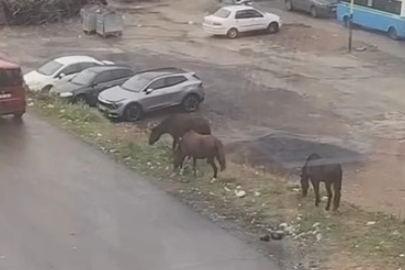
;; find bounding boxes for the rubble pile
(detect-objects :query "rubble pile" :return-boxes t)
[0,0,103,25]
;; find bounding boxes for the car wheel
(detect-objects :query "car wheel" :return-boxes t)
[74,95,88,105]
[124,103,143,122]
[389,27,399,40]
[13,111,24,119]
[267,22,279,34]
[182,94,200,112]
[285,0,293,11]
[41,85,53,94]
[226,28,238,39]
[310,6,318,18]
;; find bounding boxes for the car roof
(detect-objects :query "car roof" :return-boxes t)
[136,67,188,80]
[221,5,256,12]
[83,65,132,73]
[0,57,19,69]
[54,56,99,65]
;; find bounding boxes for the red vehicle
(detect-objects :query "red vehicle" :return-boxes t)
[0,58,26,119]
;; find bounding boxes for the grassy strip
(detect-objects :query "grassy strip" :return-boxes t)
[30,95,405,270]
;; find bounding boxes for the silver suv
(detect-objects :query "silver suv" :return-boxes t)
[97,67,205,121]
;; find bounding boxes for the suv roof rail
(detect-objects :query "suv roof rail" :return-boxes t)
[134,67,186,75]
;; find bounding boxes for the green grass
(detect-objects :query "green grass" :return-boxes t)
[30,94,405,270]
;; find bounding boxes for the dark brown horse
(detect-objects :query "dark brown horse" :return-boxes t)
[300,153,342,211]
[148,114,211,150]
[173,130,226,178]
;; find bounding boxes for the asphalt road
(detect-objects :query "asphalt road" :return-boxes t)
[0,114,280,270]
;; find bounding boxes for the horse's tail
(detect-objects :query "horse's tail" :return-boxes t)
[215,139,226,171]
[333,166,343,210]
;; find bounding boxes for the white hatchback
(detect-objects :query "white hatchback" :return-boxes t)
[24,56,114,93]
[203,5,281,39]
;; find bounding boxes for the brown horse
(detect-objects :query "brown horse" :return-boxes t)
[173,130,226,178]
[300,153,343,211]
[148,114,211,150]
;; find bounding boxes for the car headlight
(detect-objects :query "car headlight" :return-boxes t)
[112,102,123,109]
[59,92,73,98]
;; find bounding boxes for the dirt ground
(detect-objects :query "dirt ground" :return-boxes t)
[2,0,405,216]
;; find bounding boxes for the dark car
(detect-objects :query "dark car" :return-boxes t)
[50,66,134,106]
[285,0,338,18]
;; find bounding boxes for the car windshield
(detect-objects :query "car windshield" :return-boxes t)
[121,75,150,92]
[213,8,231,18]
[71,69,97,86]
[37,60,63,76]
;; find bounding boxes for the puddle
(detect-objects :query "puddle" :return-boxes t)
[226,133,363,174]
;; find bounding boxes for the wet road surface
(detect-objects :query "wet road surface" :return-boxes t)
[0,114,280,270]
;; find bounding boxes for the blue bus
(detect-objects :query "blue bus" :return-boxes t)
[336,0,405,39]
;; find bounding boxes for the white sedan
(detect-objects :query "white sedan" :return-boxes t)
[24,56,114,93]
[203,5,282,39]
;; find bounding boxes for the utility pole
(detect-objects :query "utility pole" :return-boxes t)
[348,0,354,53]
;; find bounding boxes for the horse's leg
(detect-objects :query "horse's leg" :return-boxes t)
[325,181,333,211]
[207,158,218,179]
[332,181,341,211]
[192,157,197,177]
[172,137,178,150]
[312,180,321,207]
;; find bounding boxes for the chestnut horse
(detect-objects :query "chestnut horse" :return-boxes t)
[173,130,226,178]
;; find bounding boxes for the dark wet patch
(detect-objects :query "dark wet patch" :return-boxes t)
[226,133,363,175]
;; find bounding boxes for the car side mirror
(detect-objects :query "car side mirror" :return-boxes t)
[145,88,153,94]
[58,73,66,79]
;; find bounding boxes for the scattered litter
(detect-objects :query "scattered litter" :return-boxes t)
[254,191,261,196]
[224,186,231,192]
[355,46,367,52]
[47,104,55,108]
[97,133,102,137]
[188,21,194,25]
[279,223,288,230]
[235,189,246,198]
[312,222,320,228]
[366,221,376,225]
[210,178,216,183]
[292,188,300,192]
[400,254,404,257]
[28,102,34,107]
[316,233,323,241]
[270,230,284,240]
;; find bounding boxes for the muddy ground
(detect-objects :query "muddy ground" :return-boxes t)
[2,0,405,215]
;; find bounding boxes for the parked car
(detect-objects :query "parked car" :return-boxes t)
[51,66,134,106]
[285,0,338,18]
[97,67,204,122]
[0,57,26,119]
[24,55,114,93]
[203,5,281,39]
[218,0,253,7]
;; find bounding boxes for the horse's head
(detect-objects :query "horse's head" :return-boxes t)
[300,169,309,197]
[148,126,162,145]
